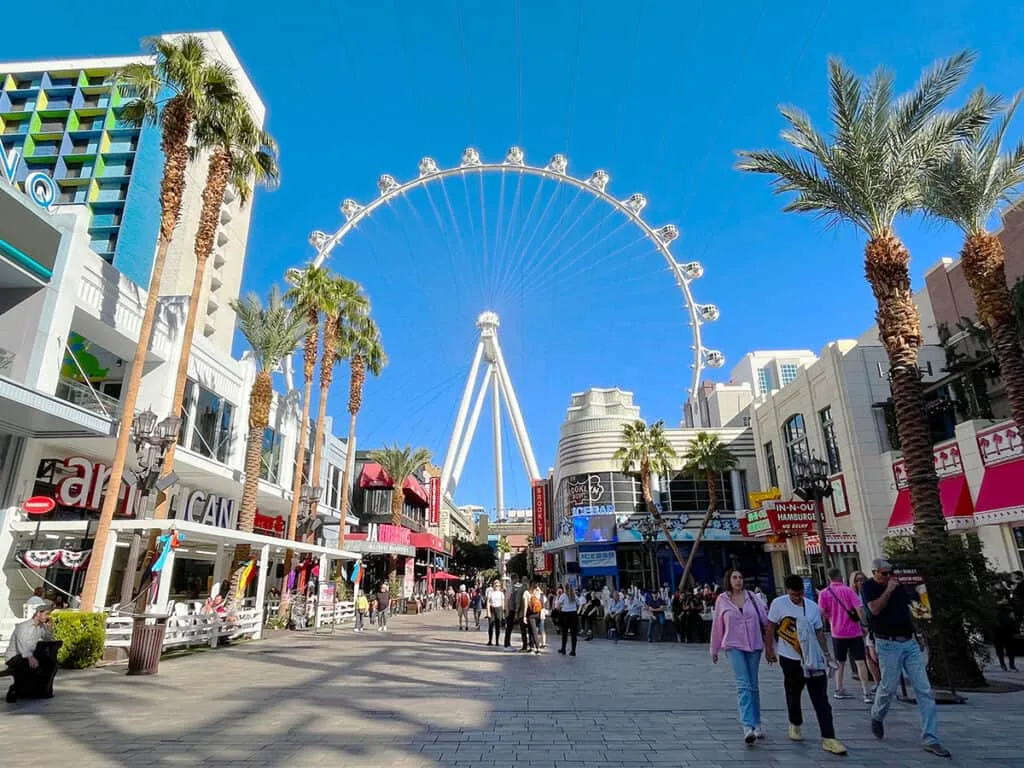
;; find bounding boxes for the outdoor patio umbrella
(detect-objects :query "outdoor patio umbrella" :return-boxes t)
[432,571,461,580]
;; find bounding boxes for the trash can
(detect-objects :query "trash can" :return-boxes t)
[127,614,168,676]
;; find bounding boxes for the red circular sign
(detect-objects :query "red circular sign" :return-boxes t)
[23,496,56,515]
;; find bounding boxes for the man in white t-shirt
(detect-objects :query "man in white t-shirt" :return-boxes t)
[485,580,505,646]
[767,575,846,756]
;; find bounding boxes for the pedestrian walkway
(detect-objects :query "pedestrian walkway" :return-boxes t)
[2,609,1020,767]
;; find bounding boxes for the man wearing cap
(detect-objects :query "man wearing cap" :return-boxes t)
[862,558,949,759]
[5,600,56,703]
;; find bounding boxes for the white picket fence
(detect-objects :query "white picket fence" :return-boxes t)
[105,608,263,651]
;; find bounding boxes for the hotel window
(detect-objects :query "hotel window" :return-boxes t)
[820,406,842,474]
[783,414,811,485]
[763,441,779,488]
[1014,527,1024,569]
[178,378,234,463]
[328,464,343,510]
[780,363,799,386]
[757,367,771,395]
[260,427,282,484]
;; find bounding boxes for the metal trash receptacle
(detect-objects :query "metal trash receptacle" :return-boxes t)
[127,614,168,675]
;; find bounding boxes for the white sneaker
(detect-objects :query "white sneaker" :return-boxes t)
[754,727,765,740]
[377,626,382,632]
[744,727,756,744]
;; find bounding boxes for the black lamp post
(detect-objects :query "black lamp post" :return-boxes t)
[119,408,182,609]
[297,484,323,544]
[636,514,660,592]
[793,453,834,572]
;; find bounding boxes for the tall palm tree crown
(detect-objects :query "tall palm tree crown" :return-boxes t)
[369,444,432,528]
[736,51,993,687]
[78,35,240,612]
[677,432,738,589]
[922,93,1024,431]
[613,420,688,576]
[228,287,308,587]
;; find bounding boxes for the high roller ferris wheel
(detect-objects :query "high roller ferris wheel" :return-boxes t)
[294,146,724,507]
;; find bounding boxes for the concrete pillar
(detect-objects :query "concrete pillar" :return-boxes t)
[254,544,270,639]
[154,545,176,613]
[93,531,119,612]
[212,541,227,589]
[729,470,744,512]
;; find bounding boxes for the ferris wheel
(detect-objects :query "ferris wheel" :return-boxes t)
[291,147,724,508]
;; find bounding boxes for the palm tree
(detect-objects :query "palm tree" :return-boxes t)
[369,443,432,579]
[336,314,387,548]
[282,264,337,560]
[736,52,993,686]
[226,287,308,601]
[307,277,369,535]
[152,96,279,522]
[677,433,737,590]
[79,35,238,611]
[613,420,687,577]
[923,93,1024,431]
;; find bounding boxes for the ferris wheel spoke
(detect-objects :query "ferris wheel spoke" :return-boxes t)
[492,170,526,302]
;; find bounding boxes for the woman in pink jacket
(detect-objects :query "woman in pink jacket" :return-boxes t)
[710,569,777,744]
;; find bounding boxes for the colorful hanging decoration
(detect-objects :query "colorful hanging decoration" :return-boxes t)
[235,560,255,600]
[152,529,184,573]
[19,549,92,570]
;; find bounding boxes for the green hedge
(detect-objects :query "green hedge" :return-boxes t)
[51,610,107,669]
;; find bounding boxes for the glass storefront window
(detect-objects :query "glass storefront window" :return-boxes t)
[179,378,234,463]
[261,427,282,483]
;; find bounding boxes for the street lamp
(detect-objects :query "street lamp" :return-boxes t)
[793,453,834,573]
[636,514,660,592]
[119,408,182,608]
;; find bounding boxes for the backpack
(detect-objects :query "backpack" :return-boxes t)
[457,592,470,609]
[530,593,543,615]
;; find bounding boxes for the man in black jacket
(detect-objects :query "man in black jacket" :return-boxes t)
[504,579,528,650]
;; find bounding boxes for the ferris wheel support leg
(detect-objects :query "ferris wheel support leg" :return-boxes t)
[451,364,494,491]
[492,368,504,520]
[492,340,541,481]
[441,339,485,497]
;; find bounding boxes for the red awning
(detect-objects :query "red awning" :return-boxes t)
[973,459,1024,525]
[432,571,461,580]
[886,475,975,535]
[358,463,429,507]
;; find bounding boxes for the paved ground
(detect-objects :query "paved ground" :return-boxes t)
[2,609,1021,767]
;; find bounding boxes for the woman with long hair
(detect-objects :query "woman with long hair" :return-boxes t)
[710,569,776,744]
[555,583,580,656]
[849,571,881,686]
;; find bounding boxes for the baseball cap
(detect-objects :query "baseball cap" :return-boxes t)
[871,558,893,572]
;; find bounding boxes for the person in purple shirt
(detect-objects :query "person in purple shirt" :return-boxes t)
[710,569,777,744]
[818,567,872,702]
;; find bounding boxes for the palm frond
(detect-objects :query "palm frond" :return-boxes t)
[231,286,309,372]
[369,443,432,489]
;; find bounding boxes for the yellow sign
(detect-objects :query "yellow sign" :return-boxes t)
[748,488,781,510]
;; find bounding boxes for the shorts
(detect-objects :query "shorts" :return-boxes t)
[833,635,866,662]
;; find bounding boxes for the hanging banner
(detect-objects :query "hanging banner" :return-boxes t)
[19,549,92,570]
[428,476,441,526]
[532,481,547,540]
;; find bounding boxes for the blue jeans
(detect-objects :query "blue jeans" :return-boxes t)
[727,649,762,728]
[647,613,666,641]
[872,638,938,745]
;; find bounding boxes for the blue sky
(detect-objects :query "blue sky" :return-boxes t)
[10,1,1024,514]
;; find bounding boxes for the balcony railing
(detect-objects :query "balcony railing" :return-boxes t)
[55,376,121,417]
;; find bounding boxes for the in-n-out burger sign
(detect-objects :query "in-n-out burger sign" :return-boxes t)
[741,501,817,537]
[42,456,240,529]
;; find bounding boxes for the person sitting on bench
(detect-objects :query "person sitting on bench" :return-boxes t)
[580,593,604,640]
[5,600,59,703]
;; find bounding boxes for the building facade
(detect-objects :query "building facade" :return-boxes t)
[0,34,357,638]
[542,388,773,593]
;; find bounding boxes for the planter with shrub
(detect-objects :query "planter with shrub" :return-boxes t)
[51,610,107,669]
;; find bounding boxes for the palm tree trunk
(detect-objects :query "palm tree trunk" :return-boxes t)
[79,96,192,612]
[678,472,718,590]
[337,408,359,548]
[961,232,1024,431]
[391,486,404,528]
[337,354,366,549]
[640,469,686,580]
[307,314,338,541]
[227,371,273,607]
[865,232,984,687]
[282,372,314,577]
[142,152,232,575]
